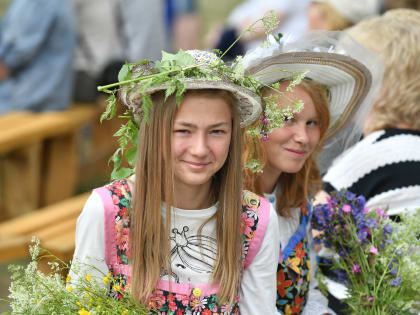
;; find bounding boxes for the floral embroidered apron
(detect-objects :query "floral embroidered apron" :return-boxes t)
[276,203,312,315]
[95,180,270,315]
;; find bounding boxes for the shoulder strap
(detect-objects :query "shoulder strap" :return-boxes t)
[242,191,271,269]
[93,180,128,267]
[281,202,312,262]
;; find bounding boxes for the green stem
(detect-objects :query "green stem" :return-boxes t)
[220,17,266,60]
[97,63,203,92]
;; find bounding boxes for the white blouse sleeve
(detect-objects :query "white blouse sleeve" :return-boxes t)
[239,204,280,315]
[69,191,109,285]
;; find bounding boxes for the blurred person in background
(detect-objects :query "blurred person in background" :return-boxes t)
[317,9,420,314]
[307,0,383,31]
[206,0,310,61]
[71,0,122,103]
[0,0,76,114]
[166,0,200,50]
[119,0,167,62]
[71,0,167,103]
[384,0,420,10]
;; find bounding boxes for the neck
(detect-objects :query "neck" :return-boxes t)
[259,164,281,194]
[173,181,215,210]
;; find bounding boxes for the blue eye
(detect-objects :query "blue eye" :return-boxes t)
[174,129,190,134]
[307,120,319,126]
[210,130,225,134]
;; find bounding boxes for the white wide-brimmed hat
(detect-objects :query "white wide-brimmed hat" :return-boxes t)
[242,31,384,171]
[119,50,262,128]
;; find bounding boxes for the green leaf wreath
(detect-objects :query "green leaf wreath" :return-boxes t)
[98,11,306,179]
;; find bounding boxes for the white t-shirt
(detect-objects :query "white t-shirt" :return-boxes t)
[71,181,280,315]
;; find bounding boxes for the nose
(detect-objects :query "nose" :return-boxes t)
[190,132,209,157]
[293,124,309,144]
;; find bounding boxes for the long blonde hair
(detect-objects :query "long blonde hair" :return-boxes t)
[243,80,330,217]
[130,89,243,305]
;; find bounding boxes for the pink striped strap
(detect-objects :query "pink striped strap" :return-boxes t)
[94,186,117,267]
[243,196,270,269]
[157,279,220,296]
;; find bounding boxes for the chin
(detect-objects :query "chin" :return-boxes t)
[176,173,213,187]
[281,163,305,174]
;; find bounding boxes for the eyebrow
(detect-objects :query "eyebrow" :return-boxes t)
[174,122,230,128]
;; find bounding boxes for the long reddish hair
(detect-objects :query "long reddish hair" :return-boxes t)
[243,80,330,217]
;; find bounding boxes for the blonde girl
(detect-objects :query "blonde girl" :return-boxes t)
[71,50,280,314]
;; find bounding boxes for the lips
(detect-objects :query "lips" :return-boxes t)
[284,148,307,157]
[183,160,211,169]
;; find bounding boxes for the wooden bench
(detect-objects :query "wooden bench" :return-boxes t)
[0,104,99,220]
[0,192,89,263]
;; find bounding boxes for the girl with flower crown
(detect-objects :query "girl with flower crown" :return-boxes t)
[241,31,382,314]
[70,50,280,314]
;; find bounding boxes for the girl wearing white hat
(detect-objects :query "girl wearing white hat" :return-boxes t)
[242,31,382,314]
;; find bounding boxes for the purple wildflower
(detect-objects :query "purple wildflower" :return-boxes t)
[370,246,378,254]
[357,230,368,244]
[262,135,269,141]
[376,208,388,219]
[352,264,361,274]
[260,116,269,124]
[342,204,351,213]
[346,191,356,201]
[383,223,393,234]
[366,218,377,228]
[339,247,348,257]
[335,269,348,282]
[356,195,366,207]
[390,276,402,287]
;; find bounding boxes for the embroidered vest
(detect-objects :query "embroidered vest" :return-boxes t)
[276,203,312,315]
[94,180,270,315]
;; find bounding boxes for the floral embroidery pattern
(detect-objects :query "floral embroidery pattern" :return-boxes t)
[106,182,261,314]
[276,206,311,314]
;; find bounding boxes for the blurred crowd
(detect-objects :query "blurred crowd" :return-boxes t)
[0,0,419,113]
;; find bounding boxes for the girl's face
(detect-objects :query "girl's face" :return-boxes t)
[171,93,232,190]
[263,84,321,177]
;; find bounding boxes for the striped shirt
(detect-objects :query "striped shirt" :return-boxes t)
[323,128,420,216]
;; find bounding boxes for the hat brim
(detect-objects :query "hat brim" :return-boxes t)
[245,52,372,141]
[121,78,262,128]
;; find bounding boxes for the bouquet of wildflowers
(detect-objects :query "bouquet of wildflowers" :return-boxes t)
[312,190,420,315]
[3,239,151,315]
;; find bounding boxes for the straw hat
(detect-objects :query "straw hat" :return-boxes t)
[242,31,383,171]
[119,50,262,128]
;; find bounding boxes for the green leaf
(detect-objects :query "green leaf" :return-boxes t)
[109,148,122,169]
[126,147,137,167]
[160,49,196,69]
[111,167,133,181]
[175,78,186,105]
[100,94,117,123]
[118,63,133,82]
[142,94,153,124]
[165,81,177,100]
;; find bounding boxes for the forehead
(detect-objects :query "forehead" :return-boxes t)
[174,93,232,123]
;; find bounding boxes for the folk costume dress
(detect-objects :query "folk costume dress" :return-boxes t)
[70,176,280,315]
[264,187,334,315]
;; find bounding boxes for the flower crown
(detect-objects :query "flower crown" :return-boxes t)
[98,12,305,179]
